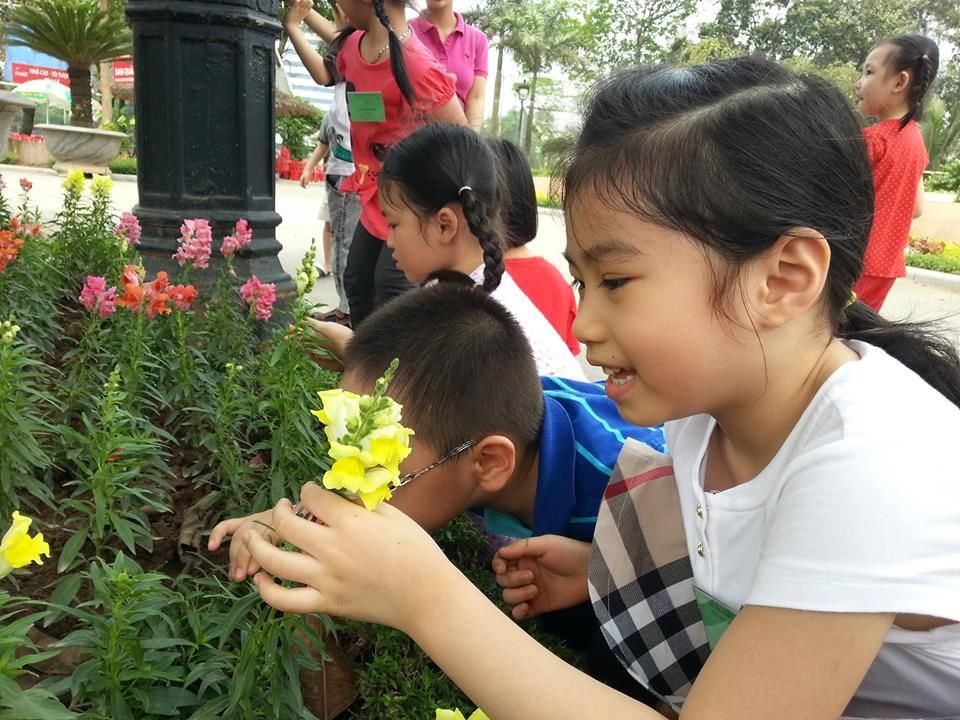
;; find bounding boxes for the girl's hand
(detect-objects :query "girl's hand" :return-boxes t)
[284,0,313,29]
[208,510,278,582]
[243,482,456,631]
[303,317,353,371]
[492,535,591,620]
[299,166,312,188]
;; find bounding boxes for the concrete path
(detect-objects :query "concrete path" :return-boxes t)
[5,165,958,374]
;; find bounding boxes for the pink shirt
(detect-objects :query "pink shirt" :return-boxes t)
[337,31,456,240]
[410,12,489,107]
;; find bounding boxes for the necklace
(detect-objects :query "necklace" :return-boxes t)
[373,25,412,61]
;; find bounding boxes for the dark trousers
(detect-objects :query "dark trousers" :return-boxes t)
[343,221,414,327]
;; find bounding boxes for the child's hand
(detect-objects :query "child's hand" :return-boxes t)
[303,317,353,371]
[492,535,592,620]
[299,166,312,188]
[284,0,313,28]
[208,510,277,582]
[243,482,456,631]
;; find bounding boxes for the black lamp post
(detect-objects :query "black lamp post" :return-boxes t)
[125,0,292,294]
[515,82,530,149]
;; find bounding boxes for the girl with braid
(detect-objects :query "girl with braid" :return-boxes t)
[853,34,939,311]
[309,123,585,379]
[284,0,467,327]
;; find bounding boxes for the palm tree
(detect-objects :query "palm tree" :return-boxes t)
[6,0,132,128]
[470,0,523,138]
[505,1,585,155]
[921,97,960,171]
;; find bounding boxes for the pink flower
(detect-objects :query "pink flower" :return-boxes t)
[240,275,276,321]
[19,178,32,192]
[115,212,141,246]
[221,219,253,258]
[173,219,213,270]
[79,276,118,318]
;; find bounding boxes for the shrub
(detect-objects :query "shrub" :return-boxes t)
[536,192,561,209]
[905,251,960,274]
[276,113,325,161]
[925,159,960,195]
[109,156,137,175]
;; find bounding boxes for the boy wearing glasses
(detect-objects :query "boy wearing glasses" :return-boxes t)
[209,283,664,579]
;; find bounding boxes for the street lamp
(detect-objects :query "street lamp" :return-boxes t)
[515,82,530,149]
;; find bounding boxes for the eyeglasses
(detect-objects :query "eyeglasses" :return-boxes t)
[396,439,477,487]
[293,439,477,521]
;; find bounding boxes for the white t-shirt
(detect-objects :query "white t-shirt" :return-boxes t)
[666,341,960,719]
[469,266,585,380]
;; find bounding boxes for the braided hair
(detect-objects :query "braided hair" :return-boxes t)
[371,0,417,107]
[881,34,940,130]
[379,123,504,293]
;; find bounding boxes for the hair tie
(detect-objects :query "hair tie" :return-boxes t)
[921,53,930,62]
[845,291,858,309]
[458,186,473,197]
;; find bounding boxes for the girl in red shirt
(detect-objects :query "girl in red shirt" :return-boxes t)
[284,0,467,326]
[853,34,939,312]
[489,139,580,356]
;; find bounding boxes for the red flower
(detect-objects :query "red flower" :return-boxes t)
[168,284,198,312]
[116,282,145,312]
[19,178,32,192]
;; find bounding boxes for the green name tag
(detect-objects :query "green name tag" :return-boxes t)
[348,92,386,123]
[693,586,738,650]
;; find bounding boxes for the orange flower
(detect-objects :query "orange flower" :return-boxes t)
[116,282,145,313]
[0,231,23,273]
[145,290,171,319]
[168,284,198,312]
[121,264,142,288]
[151,271,169,293]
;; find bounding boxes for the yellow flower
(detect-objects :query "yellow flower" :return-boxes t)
[91,175,114,197]
[364,424,414,472]
[62,170,85,196]
[312,389,362,440]
[323,456,367,494]
[0,512,50,579]
[436,710,489,720]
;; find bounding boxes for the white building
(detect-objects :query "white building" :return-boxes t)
[280,30,334,112]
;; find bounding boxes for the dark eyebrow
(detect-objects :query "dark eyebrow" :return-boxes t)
[579,238,644,263]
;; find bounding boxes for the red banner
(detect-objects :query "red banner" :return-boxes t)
[11,63,70,86]
[113,57,134,84]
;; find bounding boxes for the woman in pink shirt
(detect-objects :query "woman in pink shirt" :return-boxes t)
[284,0,467,326]
[410,1,489,131]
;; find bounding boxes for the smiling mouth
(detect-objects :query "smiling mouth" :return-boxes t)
[602,366,637,385]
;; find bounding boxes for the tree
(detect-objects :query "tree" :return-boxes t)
[922,97,960,170]
[6,0,132,128]
[579,0,697,72]
[468,0,524,139]
[503,0,586,155]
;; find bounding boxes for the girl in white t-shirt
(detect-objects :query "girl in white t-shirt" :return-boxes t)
[236,59,960,719]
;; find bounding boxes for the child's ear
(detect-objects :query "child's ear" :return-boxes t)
[893,70,911,93]
[751,228,830,329]
[470,435,516,495]
[431,206,461,246]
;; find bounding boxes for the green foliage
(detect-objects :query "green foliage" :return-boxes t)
[921,97,960,171]
[108,157,137,175]
[0,593,77,719]
[0,320,60,516]
[906,251,960,274]
[60,368,173,569]
[926,159,960,194]
[579,0,697,69]
[276,114,325,161]
[536,192,562,209]
[5,0,132,127]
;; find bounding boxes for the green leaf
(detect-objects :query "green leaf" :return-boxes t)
[57,528,88,573]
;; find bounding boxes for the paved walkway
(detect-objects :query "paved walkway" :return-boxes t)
[5,165,958,371]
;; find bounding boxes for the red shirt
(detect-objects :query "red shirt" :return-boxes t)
[505,256,580,356]
[337,32,456,240]
[862,119,928,278]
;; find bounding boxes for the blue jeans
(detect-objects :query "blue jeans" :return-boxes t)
[326,175,361,314]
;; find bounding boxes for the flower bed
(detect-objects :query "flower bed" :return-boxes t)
[0,173,539,719]
[906,235,960,275]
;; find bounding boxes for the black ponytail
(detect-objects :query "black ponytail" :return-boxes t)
[460,187,504,292]
[881,34,940,130]
[839,302,960,407]
[563,59,960,409]
[380,123,504,292]
[372,0,417,108]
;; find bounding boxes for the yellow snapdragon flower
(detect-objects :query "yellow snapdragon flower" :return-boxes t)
[62,170,85,196]
[311,359,414,510]
[90,175,114,197]
[435,710,490,720]
[0,512,50,579]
